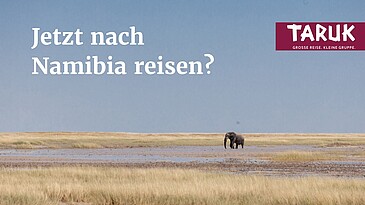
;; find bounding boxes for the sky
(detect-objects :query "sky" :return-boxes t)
[0,0,364,133]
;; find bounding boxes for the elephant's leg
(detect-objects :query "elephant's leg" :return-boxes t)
[230,141,234,149]
[241,143,244,148]
[236,143,238,149]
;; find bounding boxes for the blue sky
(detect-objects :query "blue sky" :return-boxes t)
[0,0,364,133]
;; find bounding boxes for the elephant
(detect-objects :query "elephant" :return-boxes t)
[224,132,244,149]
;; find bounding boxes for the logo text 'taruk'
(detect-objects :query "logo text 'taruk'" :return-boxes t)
[276,22,365,51]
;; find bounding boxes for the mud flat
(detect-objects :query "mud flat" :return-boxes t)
[0,145,364,178]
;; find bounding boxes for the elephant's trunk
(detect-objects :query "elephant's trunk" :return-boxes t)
[224,136,228,149]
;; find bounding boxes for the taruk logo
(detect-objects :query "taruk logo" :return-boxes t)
[276,22,365,51]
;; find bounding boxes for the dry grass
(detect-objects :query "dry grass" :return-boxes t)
[258,148,364,162]
[0,167,364,205]
[0,132,364,149]
[71,142,102,149]
[0,132,221,149]
[267,151,338,162]
[247,133,365,146]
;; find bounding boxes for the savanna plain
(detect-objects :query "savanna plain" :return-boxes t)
[0,132,364,205]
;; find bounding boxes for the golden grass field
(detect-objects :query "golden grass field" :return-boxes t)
[0,167,364,205]
[0,132,364,204]
[1,132,365,149]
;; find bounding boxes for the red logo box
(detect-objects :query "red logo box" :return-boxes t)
[276,22,365,51]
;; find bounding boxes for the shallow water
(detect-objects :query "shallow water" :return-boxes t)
[0,146,228,163]
[0,145,359,164]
